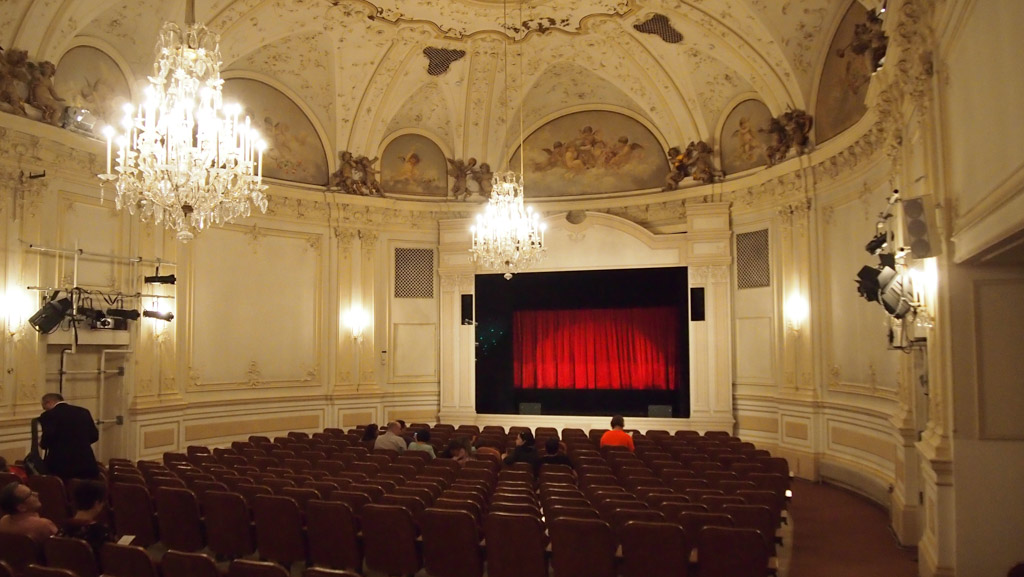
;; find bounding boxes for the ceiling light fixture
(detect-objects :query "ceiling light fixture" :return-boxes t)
[99,0,268,242]
[470,0,546,280]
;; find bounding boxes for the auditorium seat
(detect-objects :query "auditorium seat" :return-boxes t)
[723,504,777,556]
[328,490,372,518]
[696,526,770,577]
[549,517,617,577]
[303,569,361,577]
[109,483,159,547]
[306,500,362,572]
[26,476,68,525]
[202,491,256,559]
[421,508,484,577]
[43,536,99,577]
[228,559,290,577]
[160,551,220,577]
[252,495,306,568]
[155,487,205,552]
[620,520,690,577]
[361,504,421,577]
[23,565,75,577]
[100,543,159,577]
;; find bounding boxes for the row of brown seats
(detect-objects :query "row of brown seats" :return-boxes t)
[0,531,358,577]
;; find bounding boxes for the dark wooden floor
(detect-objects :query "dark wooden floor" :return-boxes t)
[788,478,919,577]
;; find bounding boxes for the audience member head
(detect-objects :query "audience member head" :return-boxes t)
[446,439,468,460]
[415,429,431,443]
[397,419,407,431]
[610,415,625,429]
[0,456,8,472]
[72,480,107,515]
[0,481,40,516]
[545,437,561,455]
[385,421,402,435]
[41,393,63,411]
[517,430,535,447]
[362,424,379,441]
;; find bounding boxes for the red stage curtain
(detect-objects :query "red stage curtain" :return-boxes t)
[513,306,678,390]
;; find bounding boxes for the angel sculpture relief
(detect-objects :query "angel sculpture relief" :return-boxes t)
[446,157,476,200]
[29,61,65,125]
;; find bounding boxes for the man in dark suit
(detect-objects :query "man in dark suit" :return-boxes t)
[38,393,100,480]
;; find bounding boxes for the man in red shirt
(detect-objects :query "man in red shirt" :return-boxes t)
[599,415,635,451]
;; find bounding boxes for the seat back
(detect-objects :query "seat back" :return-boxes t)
[305,500,361,572]
[99,543,159,577]
[696,526,769,577]
[201,490,255,558]
[109,483,158,546]
[160,551,221,577]
[155,487,205,552]
[420,508,483,577]
[43,536,99,577]
[251,495,306,566]
[23,566,76,577]
[619,521,689,577]
[360,504,420,576]
[483,512,548,577]
[0,532,41,575]
[26,476,68,525]
[722,504,776,555]
[548,517,617,577]
[227,559,290,577]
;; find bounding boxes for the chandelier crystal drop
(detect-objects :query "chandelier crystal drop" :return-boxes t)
[470,171,546,280]
[99,17,267,242]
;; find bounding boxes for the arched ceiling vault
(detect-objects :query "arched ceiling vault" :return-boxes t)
[4,0,855,164]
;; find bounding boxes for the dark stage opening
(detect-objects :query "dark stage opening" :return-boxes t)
[474,267,690,417]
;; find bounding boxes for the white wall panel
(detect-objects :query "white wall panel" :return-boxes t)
[190,225,323,387]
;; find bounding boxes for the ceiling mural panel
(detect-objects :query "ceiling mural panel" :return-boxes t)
[232,31,335,148]
[380,134,448,197]
[510,110,667,198]
[222,79,330,186]
[54,46,132,131]
[815,1,871,143]
[0,0,861,199]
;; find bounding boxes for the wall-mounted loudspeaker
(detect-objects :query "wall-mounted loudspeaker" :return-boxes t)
[903,195,940,259]
[461,294,474,325]
[690,287,706,322]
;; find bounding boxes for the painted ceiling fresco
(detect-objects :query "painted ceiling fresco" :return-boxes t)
[0,0,876,196]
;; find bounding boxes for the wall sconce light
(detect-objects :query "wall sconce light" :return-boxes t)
[1,287,37,335]
[785,293,809,333]
[342,306,371,340]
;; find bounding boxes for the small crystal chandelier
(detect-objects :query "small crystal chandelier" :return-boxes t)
[98,0,267,242]
[471,172,546,280]
[469,0,546,280]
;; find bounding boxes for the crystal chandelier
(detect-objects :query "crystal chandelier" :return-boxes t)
[469,0,546,280]
[471,172,546,280]
[99,0,267,242]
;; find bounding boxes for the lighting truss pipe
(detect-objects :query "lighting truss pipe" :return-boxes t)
[26,244,176,267]
[99,348,132,425]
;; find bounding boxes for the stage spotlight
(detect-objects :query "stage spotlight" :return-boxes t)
[28,292,72,333]
[143,309,174,322]
[77,307,106,322]
[107,308,141,321]
[865,232,888,255]
[855,259,913,319]
[144,274,176,284]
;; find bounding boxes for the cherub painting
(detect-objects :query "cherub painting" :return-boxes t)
[509,110,665,197]
[380,134,447,197]
[720,99,773,174]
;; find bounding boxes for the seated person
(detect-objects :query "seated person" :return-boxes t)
[538,437,573,468]
[407,429,436,458]
[60,480,114,553]
[503,430,539,471]
[599,415,635,452]
[0,481,57,542]
[439,439,471,466]
[361,424,380,442]
[373,422,408,452]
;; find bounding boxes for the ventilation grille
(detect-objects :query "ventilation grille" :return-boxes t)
[395,248,434,298]
[423,47,466,76]
[634,14,683,44]
[736,229,770,289]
